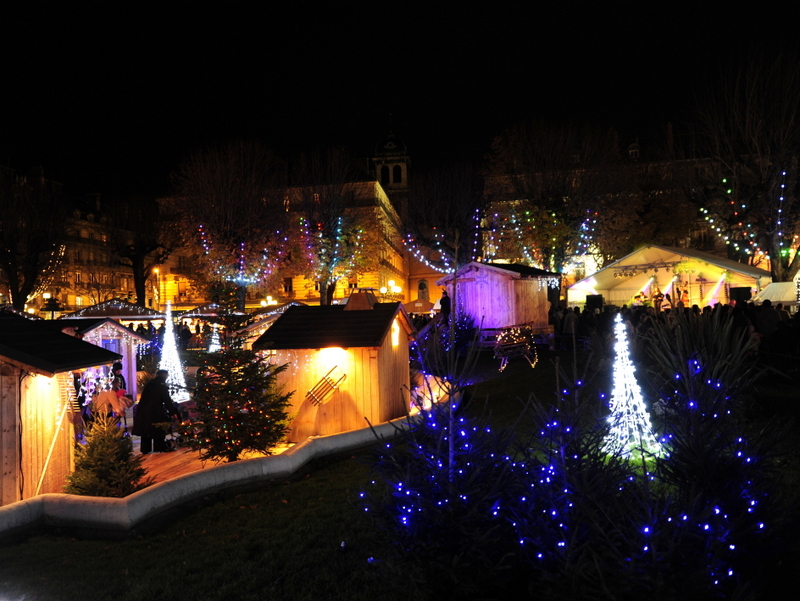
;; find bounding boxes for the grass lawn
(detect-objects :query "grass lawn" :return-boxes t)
[1,347,798,600]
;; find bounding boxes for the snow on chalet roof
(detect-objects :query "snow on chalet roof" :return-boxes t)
[253,302,409,350]
[437,262,561,285]
[61,299,165,320]
[41,318,149,341]
[176,303,225,318]
[0,314,121,376]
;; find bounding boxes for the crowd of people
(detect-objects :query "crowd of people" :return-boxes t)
[129,320,219,351]
[551,299,800,360]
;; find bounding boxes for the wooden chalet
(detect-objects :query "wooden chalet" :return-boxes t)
[42,318,148,400]
[253,291,415,441]
[0,314,120,506]
[436,262,560,333]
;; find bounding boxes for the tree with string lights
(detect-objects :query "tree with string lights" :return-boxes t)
[0,167,68,311]
[176,341,292,463]
[486,121,622,272]
[486,121,697,273]
[696,53,800,282]
[287,148,383,305]
[172,140,290,311]
[402,162,486,273]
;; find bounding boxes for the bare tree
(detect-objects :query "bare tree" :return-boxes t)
[288,148,383,305]
[487,121,624,272]
[172,141,289,310]
[696,53,800,282]
[0,166,68,311]
[404,161,486,272]
[105,195,174,307]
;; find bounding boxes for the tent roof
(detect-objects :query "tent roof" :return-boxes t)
[61,299,165,320]
[0,314,121,376]
[752,282,797,304]
[570,245,771,295]
[253,302,413,350]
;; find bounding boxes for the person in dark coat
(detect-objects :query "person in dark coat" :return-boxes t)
[132,370,174,454]
[439,290,451,323]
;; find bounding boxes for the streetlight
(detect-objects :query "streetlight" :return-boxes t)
[41,292,62,320]
[380,280,403,301]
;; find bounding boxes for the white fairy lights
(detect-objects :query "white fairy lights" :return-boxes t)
[158,303,190,402]
[604,314,662,457]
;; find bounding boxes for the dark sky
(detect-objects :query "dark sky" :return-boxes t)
[0,4,793,197]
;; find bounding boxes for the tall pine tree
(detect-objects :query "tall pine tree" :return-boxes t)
[178,349,292,462]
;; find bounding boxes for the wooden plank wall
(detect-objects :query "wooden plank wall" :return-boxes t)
[274,346,379,441]
[20,372,74,499]
[272,326,411,441]
[455,269,514,329]
[514,280,551,329]
[0,363,20,506]
[376,320,411,423]
[455,269,551,330]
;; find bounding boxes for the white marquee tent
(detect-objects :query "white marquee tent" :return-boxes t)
[751,281,799,309]
[568,245,772,308]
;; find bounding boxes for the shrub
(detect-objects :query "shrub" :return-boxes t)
[363,309,794,599]
[64,414,152,497]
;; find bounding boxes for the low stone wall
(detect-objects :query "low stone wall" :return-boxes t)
[0,416,412,541]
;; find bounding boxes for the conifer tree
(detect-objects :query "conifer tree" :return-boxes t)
[177,348,292,462]
[64,414,152,497]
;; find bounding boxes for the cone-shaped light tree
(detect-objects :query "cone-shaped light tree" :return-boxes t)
[604,313,661,457]
[158,303,190,403]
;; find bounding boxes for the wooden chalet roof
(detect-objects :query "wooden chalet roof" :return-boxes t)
[437,262,560,285]
[41,318,149,341]
[0,314,122,377]
[481,262,560,277]
[176,303,225,318]
[253,302,412,350]
[61,299,165,320]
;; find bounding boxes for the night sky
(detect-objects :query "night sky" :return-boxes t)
[0,4,793,198]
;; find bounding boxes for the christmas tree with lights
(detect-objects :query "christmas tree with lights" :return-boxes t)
[604,313,662,457]
[177,347,292,462]
[158,303,190,403]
